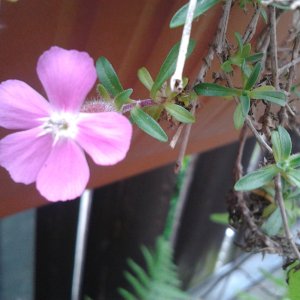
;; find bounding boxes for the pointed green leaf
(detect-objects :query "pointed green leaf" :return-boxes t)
[118,288,138,300]
[138,67,154,91]
[221,60,233,72]
[164,103,195,123]
[260,8,268,23]
[241,60,252,78]
[170,0,220,28]
[233,103,245,129]
[286,169,300,188]
[234,165,279,191]
[130,107,168,142]
[194,82,241,97]
[97,83,111,100]
[127,258,149,287]
[240,94,250,116]
[150,40,195,98]
[288,267,300,300]
[271,126,292,162]
[244,62,261,90]
[288,153,300,169]
[241,43,251,58]
[235,32,243,52]
[96,56,123,96]
[115,89,133,110]
[250,87,286,106]
[261,207,282,236]
[245,52,264,63]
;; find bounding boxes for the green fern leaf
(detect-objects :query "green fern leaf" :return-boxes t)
[119,236,189,300]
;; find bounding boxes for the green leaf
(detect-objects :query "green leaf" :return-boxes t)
[244,63,261,90]
[221,60,233,72]
[241,60,252,78]
[170,0,220,28]
[245,52,264,63]
[271,126,292,163]
[234,165,279,191]
[233,103,245,129]
[96,56,123,96]
[118,288,138,300]
[288,154,300,169]
[130,107,168,142]
[241,43,251,58]
[250,87,286,106]
[115,89,133,110]
[240,94,250,116]
[138,67,154,91]
[286,169,300,188]
[260,8,268,23]
[150,40,195,98]
[164,103,195,123]
[261,207,282,236]
[235,32,243,52]
[210,213,229,225]
[194,82,241,97]
[288,267,300,300]
[97,83,111,100]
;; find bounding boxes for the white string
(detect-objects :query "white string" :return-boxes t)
[170,0,198,92]
[71,189,93,300]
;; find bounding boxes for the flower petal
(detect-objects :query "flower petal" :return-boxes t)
[36,138,89,201]
[37,46,97,112]
[0,127,52,184]
[0,80,51,129]
[76,112,132,165]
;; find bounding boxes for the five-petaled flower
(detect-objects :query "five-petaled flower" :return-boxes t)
[0,46,132,201]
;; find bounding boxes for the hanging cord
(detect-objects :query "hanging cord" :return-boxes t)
[71,189,93,300]
[170,0,197,92]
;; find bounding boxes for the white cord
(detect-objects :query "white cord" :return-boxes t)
[71,189,93,300]
[170,0,198,92]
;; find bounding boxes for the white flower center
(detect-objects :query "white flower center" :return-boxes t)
[42,112,78,141]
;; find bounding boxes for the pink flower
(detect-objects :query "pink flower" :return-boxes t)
[0,46,132,202]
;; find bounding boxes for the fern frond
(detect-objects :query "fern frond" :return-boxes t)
[119,236,189,300]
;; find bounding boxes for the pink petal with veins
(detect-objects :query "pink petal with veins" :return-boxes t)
[76,112,132,165]
[37,46,97,113]
[36,138,89,201]
[0,127,52,184]
[0,80,51,130]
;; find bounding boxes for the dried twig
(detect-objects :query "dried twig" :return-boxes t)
[274,174,300,261]
[278,56,300,76]
[242,6,261,44]
[269,6,279,90]
[196,0,233,83]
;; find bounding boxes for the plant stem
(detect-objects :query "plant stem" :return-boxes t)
[121,99,156,113]
[274,174,300,261]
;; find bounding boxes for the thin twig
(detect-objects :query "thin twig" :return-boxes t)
[170,123,185,148]
[245,116,273,153]
[216,0,232,55]
[196,0,232,83]
[278,56,300,76]
[242,6,261,44]
[274,174,300,261]
[174,102,197,173]
[235,124,248,181]
[121,99,155,113]
[269,6,279,90]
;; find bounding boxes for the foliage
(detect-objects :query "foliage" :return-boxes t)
[118,237,189,300]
